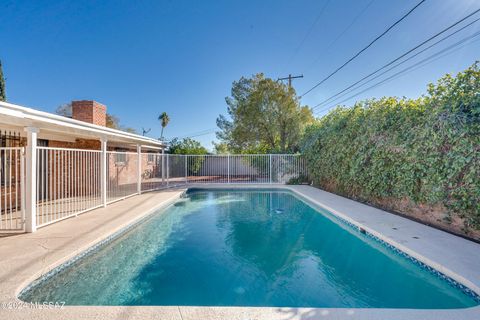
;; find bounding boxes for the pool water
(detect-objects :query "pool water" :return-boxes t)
[21,189,479,308]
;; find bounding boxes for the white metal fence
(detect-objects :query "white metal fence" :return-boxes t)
[35,147,102,227]
[107,151,139,203]
[141,153,169,191]
[140,154,308,186]
[1,148,307,232]
[0,147,24,231]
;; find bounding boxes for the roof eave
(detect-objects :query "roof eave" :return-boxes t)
[0,101,166,148]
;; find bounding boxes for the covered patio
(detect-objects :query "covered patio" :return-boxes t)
[0,100,167,233]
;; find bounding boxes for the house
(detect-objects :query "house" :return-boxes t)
[0,100,166,232]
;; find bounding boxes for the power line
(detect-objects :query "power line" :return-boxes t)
[301,0,427,97]
[184,130,216,138]
[283,0,331,71]
[315,33,480,115]
[313,30,480,116]
[306,0,376,72]
[312,10,480,110]
[176,129,216,139]
[313,17,480,109]
[315,35,480,115]
[174,128,217,140]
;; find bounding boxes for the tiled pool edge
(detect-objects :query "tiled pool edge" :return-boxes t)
[285,188,480,304]
[16,190,186,300]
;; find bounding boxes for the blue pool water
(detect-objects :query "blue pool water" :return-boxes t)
[21,189,479,308]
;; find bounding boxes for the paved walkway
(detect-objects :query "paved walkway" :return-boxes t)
[0,185,479,320]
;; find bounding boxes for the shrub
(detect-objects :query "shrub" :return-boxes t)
[286,173,311,185]
[301,62,480,230]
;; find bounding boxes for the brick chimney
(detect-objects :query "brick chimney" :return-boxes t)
[72,100,106,126]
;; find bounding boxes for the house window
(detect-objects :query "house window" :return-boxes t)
[115,153,126,164]
[147,153,155,163]
[114,149,127,165]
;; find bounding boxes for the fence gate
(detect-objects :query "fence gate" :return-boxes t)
[0,147,25,232]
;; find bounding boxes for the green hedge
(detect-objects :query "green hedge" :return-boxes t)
[301,62,480,230]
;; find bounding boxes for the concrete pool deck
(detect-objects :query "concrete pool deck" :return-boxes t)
[0,184,479,320]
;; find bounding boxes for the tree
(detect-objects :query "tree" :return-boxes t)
[169,137,208,174]
[55,103,137,134]
[104,113,138,134]
[213,141,230,154]
[55,103,72,117]
[121,127,137,134]
[216,73,313,153]
[158,112,170,140]
[0,60,6,102]
[169,137,208,155]
[105,113,120,129]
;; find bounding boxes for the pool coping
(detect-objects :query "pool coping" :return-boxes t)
[1,184,480,320]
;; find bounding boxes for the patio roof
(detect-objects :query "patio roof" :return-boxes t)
[0,101,165,149]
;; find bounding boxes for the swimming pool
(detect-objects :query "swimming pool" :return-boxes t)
[20,189,479,308]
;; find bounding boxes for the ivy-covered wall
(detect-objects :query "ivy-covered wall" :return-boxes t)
[301,62,480,239]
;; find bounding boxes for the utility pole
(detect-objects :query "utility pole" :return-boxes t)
[277,74,303,88]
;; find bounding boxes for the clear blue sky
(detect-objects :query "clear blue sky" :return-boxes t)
[1,0,479,150]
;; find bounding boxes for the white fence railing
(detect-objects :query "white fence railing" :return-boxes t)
[0,147,24,231]
[36,147,102,227]
[107,151,139,204]
[1,148,307,233]
[140,154,308,186]
[141,153,169,192]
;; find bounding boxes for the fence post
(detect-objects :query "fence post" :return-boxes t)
[24,127,39,232]
[185,155,188,184]
[161,149,165,185]
[166,154,170,186]
[227,154,230,184]
[269,154,272,184]
[101,138,107,208]
[137,145,141,195]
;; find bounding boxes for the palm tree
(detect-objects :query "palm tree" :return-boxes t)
[158,112,170,140]
[0,59,6,102]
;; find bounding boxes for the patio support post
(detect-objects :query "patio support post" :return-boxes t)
[137,144,141,195]
[101,138,107,208]
[269,154,272,184]
[24,127,39,232]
